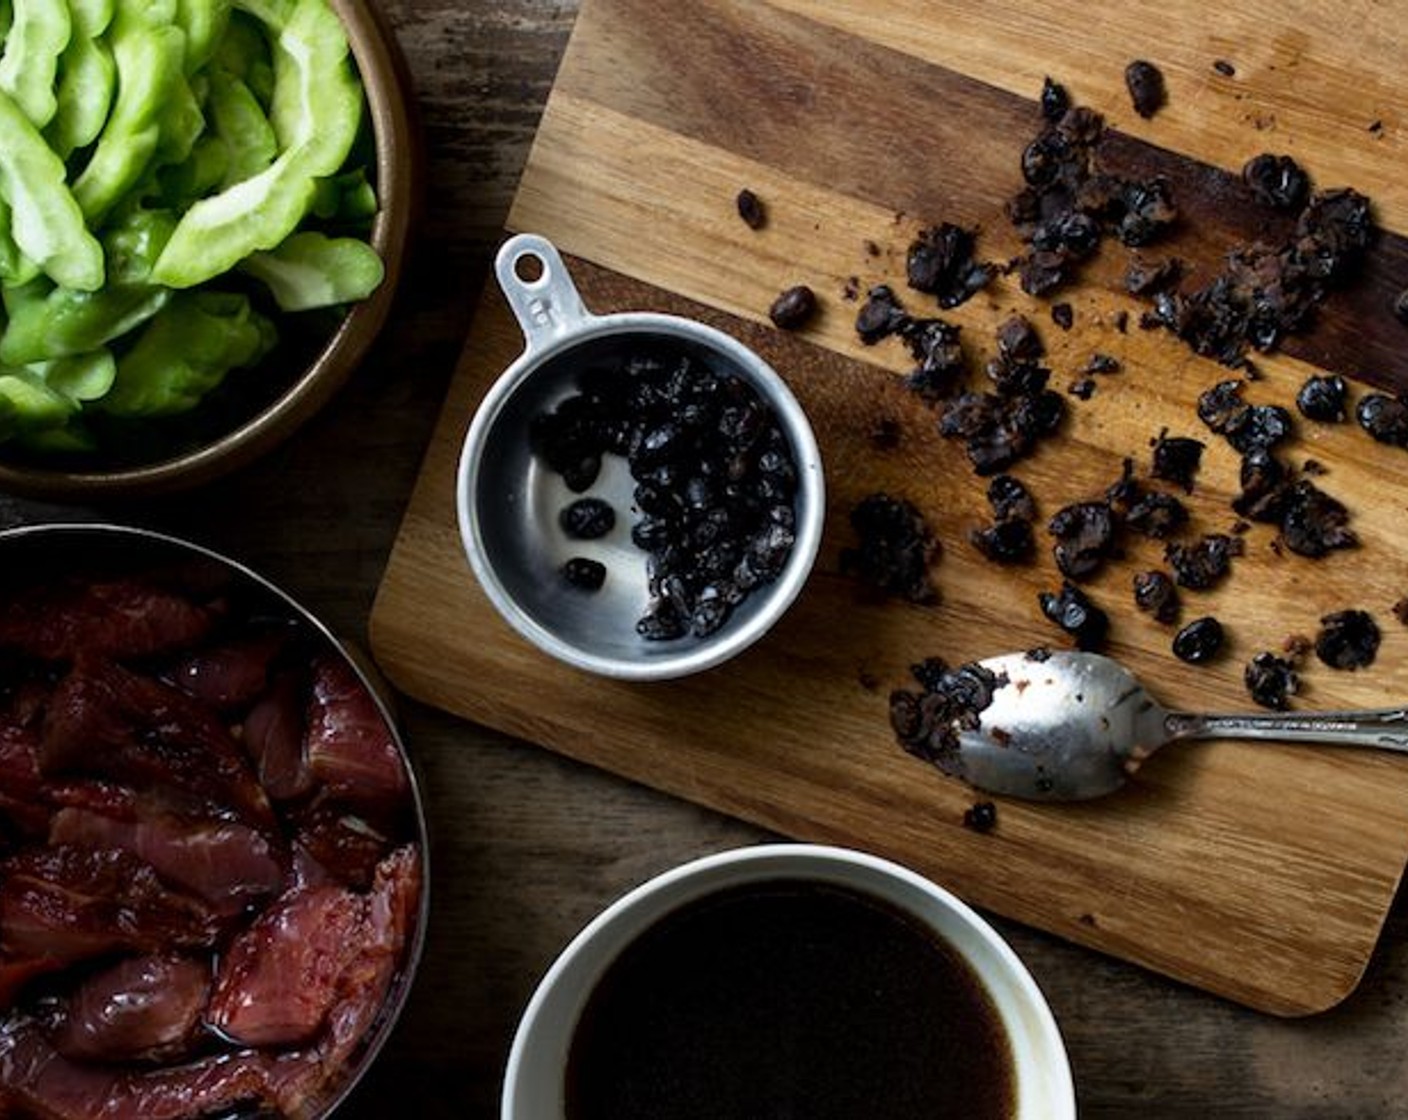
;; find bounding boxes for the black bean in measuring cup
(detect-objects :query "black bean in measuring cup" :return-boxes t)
[561,557,607,591]
[559,498,616,540]
[532,344,801,641]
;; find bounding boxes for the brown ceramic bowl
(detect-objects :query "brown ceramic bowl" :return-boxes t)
[0,0,420,501]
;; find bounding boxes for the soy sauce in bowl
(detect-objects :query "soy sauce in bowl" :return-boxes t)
[564,878,1015,1119]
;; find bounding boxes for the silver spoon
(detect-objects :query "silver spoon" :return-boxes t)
[949,650,1408,801]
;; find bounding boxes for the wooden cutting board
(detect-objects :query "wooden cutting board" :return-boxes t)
[370,0,1408,1015]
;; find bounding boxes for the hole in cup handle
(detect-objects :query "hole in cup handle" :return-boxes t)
[494,234,595,353]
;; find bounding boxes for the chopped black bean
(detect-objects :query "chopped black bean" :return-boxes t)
[736,188,766,230]
[963,801,999,833]
[1124,492,1188,540]
[1124,256,1182,295]
[1245,651,1299,710]
[1295,374,1347,422]
[1083,353,1121,375]
[1315,610,1380,670]
[841,494,939,603]
[1241,154,1311,211]
[1278,480,1357,557]
[905,223,994,309]
[1125,59,1166,118]
[971,518,1035,564]
[1357,392,1408,446]
[1039,581,1109,650]
[1048,501,1116,581]
[987,475,1036,522]
[1173,616,1224,663]
[1165,534,1242,590]
[1134,570,1180,624]
[768,284,818,330]
[1151,430,1204,492]
[1040,76,1070,121]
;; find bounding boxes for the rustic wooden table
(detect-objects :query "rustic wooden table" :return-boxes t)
[4,2,1408,1116]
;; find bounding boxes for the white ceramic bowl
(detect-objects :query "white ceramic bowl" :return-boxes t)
[502,843,1075,1119]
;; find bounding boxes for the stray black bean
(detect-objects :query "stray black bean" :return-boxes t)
[841,494,940,603]
[769,284,818,330]
[1295,374,1347,422]
[1245,651,1299,710]
[1124,59,1166,119]
[1134,570,1180,624]
[1173,616,1224,663]
[1315,609,1381,670]
[736,188,766,230]
[1039,581,1109,650]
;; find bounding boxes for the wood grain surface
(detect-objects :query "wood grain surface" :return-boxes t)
[9,1,1408,1116]
[374,0,1408,1017]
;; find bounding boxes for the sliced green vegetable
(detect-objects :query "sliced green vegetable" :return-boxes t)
[310,168,376,223]
[102,205,177,282]
[0,0,72,129]
[175,0,231,73]
[0,1,13,39]
[46,0,115,156]
[47,33,117,157]
[231,0,294,32]
[71,0,184,227]
[0,199,41,286]
[0,367,76,438]
[0,89,104,290]
[37,348,117,401]
[154,71,208,171]
[207,68,275,186]
[151,0,362,288]
[156,135,230,205]
[97,290,273,416]
[213,11,273,105]
[241,230,382,311]
[15,419,98,454]
[0,278,170,364]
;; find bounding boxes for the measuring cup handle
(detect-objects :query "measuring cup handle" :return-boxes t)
[494,234,594,353]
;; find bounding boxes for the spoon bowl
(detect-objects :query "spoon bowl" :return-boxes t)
[952,650,1408,802]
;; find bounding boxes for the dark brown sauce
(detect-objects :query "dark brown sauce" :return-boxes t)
[565,877,1016,1119]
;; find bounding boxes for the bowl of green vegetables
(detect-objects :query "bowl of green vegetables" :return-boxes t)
[0,0,418,499]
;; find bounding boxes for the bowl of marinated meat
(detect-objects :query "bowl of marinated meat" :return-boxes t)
[0,523,427,1119]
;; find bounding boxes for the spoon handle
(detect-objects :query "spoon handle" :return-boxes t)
[1166,709,1408,751]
